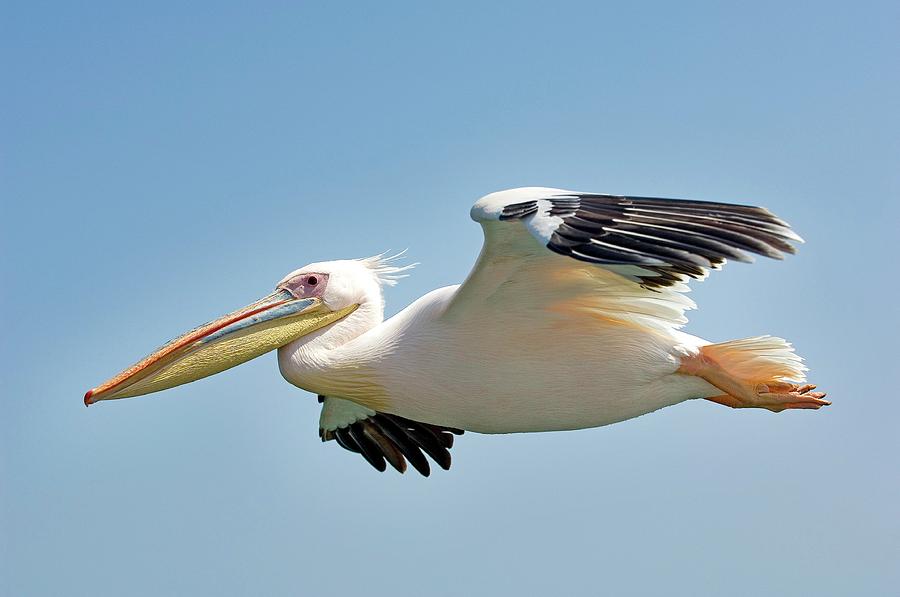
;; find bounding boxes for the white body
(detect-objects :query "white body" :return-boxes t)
[281,283,718,433]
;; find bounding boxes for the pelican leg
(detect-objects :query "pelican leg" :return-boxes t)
[679,343,830,413]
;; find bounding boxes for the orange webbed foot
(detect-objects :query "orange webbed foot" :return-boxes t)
[754,382,830,412]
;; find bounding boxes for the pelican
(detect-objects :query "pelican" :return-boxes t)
[85,187,829,475]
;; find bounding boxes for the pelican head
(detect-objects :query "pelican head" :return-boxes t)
[83,254,411,406]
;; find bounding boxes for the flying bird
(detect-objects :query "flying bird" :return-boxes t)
[84,187,829,475]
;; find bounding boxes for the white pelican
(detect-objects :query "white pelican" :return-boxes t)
[85,187,829,475]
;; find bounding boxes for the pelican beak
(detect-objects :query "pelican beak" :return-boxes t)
[84,288,357,406]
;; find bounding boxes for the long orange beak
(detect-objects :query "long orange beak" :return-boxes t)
[84,289,355,405]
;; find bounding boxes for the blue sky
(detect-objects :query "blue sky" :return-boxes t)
[3,2,898,595]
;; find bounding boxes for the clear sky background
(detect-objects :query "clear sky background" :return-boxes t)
[3,2,898,595]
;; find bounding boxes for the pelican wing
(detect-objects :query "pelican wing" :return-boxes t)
[318,396,463,476]
[444,187,802,331]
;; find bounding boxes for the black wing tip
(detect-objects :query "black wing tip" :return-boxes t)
[322,413,462,477]
[542,193,802,289]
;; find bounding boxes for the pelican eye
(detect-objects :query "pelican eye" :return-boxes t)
[279,271,328,298]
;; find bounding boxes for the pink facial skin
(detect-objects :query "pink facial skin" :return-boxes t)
[279,272,330,299]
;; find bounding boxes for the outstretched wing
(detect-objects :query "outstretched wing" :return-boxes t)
[443,187,802,331]
[318,396,463,476]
